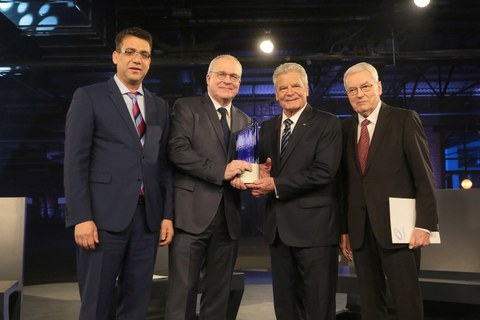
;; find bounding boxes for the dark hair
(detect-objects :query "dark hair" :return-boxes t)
[115,27,153,51]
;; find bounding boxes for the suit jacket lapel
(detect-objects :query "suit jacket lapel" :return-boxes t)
[279,105,313,169]
[142,89,163,152]
[364,103,391,174]
[202,94,228,155]
[107,79,141,149]
[348,117,362,175]
[270,116,282,173]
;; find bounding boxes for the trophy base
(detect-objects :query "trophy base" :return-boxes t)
[240,163,259,183]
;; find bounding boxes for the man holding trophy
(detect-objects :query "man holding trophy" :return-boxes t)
[242,63,343,320]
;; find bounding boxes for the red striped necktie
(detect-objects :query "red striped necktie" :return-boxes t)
[127,92,146,195]
[127,92,146,148]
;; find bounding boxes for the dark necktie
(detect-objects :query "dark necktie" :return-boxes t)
[218,107,230,148]
[281,118,293,159]
[127,92,146,148]
[357,119,371,175]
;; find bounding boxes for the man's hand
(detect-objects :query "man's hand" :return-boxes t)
[74,220,99,250]
[259,157,272,178]
[159,219,174,246]
[339,233,353,261]
[408,228,430,249]
[248,177,275,197]
[230,176,248,190]
[224,160,252,181]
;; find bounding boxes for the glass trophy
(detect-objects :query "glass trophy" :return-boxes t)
[236,121,260,183]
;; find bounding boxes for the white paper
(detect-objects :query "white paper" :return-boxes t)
[389,197,441,244]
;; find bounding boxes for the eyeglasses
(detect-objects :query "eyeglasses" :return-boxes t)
[346,83,375,96]
[210,71,241,83]
[117,49,151,60]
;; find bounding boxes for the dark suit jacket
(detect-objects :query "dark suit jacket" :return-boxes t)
[167,94,251,239]
[340,103,438,250]
[259,105,342,247]
[64,78,173,232]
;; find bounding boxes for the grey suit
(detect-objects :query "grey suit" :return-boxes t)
[166,94,251,320]
[64,78,173,319]
[340,103,438,319]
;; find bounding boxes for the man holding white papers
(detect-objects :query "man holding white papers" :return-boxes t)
[339,62,439,320]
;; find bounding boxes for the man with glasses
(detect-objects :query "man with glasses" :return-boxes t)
[339,62,438,320]
[165,55,252,320]
[64,27,173,319]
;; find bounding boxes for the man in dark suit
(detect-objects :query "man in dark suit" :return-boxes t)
[64,27,173,319]
[246,63,342,320]
[339,62,438,320]
[165,55,252,320]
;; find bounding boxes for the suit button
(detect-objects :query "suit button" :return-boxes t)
[137,178,142,182]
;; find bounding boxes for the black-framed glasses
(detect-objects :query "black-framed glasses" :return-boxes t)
[346,83,375,96]
[117,49,151,60]
[210,71,241,83]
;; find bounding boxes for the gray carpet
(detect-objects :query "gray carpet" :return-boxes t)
[21,280,348,320]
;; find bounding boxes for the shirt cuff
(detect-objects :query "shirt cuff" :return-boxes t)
[415,227,431,234]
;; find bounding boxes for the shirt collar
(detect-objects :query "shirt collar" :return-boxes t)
[208,92,232,115]
[358,100,382,125]
[281,103,307,125]
[114,74,144,96]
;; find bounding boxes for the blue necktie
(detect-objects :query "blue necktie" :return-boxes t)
[281,118,293,159]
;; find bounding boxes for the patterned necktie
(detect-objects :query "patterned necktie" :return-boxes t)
[357,119,371,175]
[218,108,230,148]
[127,92,146,195]
[281,118,293,159]
[127,92,146,148]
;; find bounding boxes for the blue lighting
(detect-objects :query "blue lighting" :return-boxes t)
[0,2,14,12]
[17,2,29,14]
[37,16,58,31]
[18,14,33,26]
[39,4,50,16]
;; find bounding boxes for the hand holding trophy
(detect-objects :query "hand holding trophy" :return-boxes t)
[236,121,260,183]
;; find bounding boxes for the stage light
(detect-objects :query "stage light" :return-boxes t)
[0,3,14,12]
[17,2,28,14]
[260,39,274,54]
[37,16,58,31]
[414,0,430,8]
[39,4,51,16]
[461,179,473,189]
[18,14,33,26]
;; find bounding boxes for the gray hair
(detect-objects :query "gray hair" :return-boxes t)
[272,63,308,88]
[343,62,379,88]
[207,55,242,75]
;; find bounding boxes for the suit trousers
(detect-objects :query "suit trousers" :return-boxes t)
[353,216,423,320]
[76,198,160,320]
[166,201,238,320]
[270,235,338,320]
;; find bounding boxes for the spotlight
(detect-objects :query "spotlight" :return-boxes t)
[19,14,33,26]
[413,0,430,8]
[461,179,473,189]
[260,39,274,54]
[0,3,14,12]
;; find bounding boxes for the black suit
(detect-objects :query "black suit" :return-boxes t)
[340,103,438,320]
[64,78,173,319]
[166,94,251,320]
[259,105,342,320]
